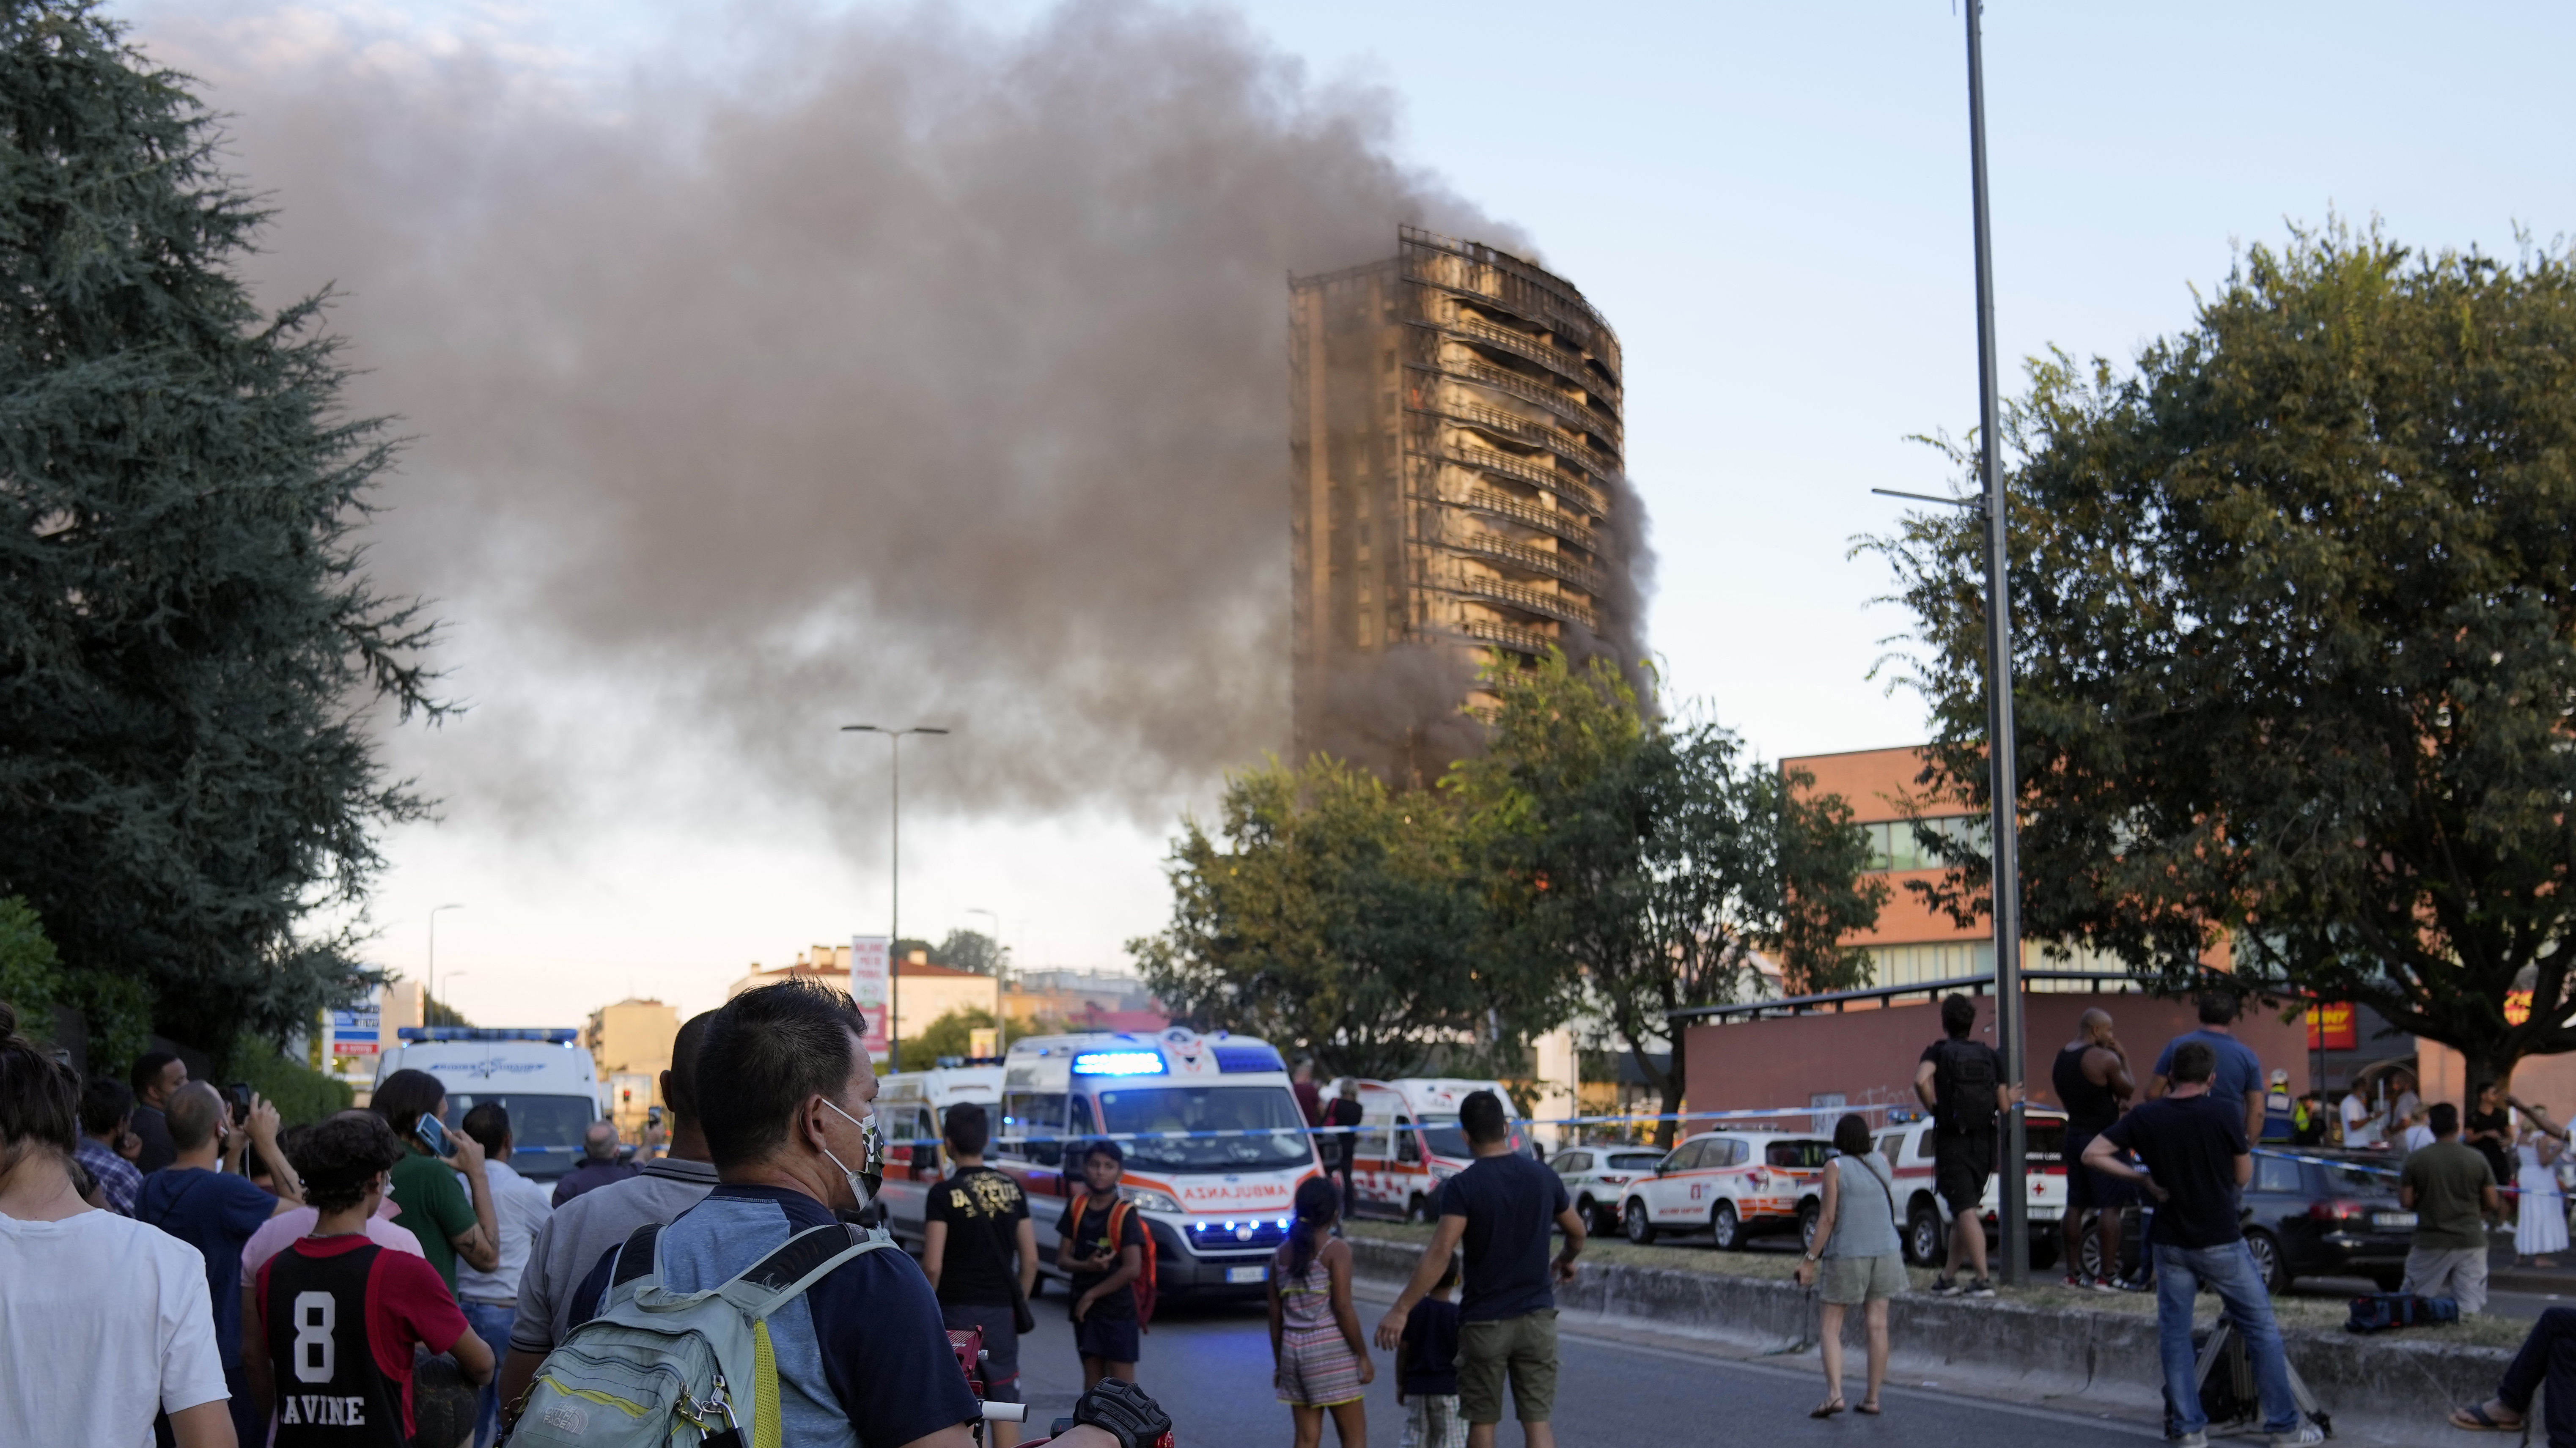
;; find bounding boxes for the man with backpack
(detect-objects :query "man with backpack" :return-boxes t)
[2083,1041,2321,1447]
[1913,993,2016,1297]
[518,978,1174,1448]
[1058,1137,1152,1390]
[923,1101,1038,1447]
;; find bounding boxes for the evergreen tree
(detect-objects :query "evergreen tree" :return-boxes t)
[0,2,440,1053]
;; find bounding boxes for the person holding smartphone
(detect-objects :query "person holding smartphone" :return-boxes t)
[371,1068,500,1297]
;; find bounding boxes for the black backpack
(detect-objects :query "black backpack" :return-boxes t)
[1935,1040,1999,1135]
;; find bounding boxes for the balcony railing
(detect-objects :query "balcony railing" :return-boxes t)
[1437,316,1620,402]
[1453,530,1606,593]
[1417,401,1617,483]
[1408,358,1623,450]
[1442,443,1607,516]
[1459,488,1598,551]
[1458,617,1557,657]
[1456,573,1598,631]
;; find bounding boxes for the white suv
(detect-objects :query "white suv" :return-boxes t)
[1550,1145,1668,1237]
[1618,1130,1830,1250]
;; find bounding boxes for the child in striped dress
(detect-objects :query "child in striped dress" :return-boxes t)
[1271,1176,1373,1448]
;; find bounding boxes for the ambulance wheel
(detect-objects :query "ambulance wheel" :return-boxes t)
[1406,1194,1431,1224]
[1709,1201,1742,1251]
[1796,1198,1821,1253]
[1624,1198,1657,1245]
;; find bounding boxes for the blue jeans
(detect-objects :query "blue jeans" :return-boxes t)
[460,1299,518,1448]
[2153,1240,2299,1436]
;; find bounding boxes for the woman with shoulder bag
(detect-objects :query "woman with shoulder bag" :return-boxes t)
[1794,1113,1907,1419]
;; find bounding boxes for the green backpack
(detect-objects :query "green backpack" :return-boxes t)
[510,1219,896,1448]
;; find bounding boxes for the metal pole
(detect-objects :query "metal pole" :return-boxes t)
[890,731,902,1072]
[1965,0,2029,1287]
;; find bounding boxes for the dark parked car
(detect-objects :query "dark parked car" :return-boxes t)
[2071,1149,2411,1292]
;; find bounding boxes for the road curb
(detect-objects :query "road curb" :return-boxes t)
[1347,1234,2509,1432]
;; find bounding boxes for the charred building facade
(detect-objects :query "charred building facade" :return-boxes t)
[1290,227,1640,782]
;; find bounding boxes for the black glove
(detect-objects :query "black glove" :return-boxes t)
[1071,1378,1172,1448]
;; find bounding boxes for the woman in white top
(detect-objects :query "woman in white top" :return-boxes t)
[2513,1100,2574,1267]
[0,1002,235,1447]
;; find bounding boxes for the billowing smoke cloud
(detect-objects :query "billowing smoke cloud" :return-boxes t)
[134,0,1527,834]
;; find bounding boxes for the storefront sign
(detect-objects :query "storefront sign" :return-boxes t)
[850,935,890,1059]
[2305,1002,2356,1051]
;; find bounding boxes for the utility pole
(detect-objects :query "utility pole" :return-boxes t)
[842,725,950,1068]
[1964,0,2029,1287]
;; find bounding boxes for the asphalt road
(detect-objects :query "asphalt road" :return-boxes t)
[1005,1286,2166,1448]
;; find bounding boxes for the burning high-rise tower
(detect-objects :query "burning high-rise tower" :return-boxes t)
[1290,227,1640,782]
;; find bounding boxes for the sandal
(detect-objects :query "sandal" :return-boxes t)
[2453,1404,2522,1431]
[1809,1397,1845,1419]
[1856,1401,1883,1415]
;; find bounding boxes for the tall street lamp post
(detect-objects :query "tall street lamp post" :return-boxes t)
[842,724,950,1067]
[427,902,464,1028]
[1964,0,2030,1286]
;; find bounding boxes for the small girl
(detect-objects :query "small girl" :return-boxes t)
[1271,1175,1373,1448]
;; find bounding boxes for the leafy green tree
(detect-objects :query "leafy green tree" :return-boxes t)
[0,3,439,1054]
[1455,653,1884,1143]
[902,1005,1033,1068]
[1873,220,2576,1095]
[935,929,1008,977]
[1130,754,1512,1079]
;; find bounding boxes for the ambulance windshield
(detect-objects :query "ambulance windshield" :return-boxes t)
[1094,1086,1314,1174]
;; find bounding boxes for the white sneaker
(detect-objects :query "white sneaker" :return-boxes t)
[2271,1427,2325,1446]
[2169,1433,2208,1448]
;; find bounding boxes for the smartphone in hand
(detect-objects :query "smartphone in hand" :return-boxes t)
[416,1112,453,1157]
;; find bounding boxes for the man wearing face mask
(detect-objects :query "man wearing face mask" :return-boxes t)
[555,978,1165,1448]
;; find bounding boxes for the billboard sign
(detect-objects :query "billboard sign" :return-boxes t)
[850,935,890,1059]
[2305,1002,2356,1051]
[331,1003,383,1059]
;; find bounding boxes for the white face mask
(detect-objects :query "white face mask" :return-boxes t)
[818,1098,885,1210]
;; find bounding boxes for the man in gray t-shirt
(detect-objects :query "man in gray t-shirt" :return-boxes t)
[497,1012,717,1433]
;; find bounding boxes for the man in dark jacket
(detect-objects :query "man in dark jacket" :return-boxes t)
[549,1120,640,1207]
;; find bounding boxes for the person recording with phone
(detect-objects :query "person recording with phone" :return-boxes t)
[370,1068,500,1299]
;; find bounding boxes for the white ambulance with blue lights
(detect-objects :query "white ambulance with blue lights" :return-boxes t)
[375,1028,608,1187]
[993,1028,1322,1298]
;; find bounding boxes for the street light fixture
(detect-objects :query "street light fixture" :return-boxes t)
[427,903,464,1027]
[841,725,952,1067]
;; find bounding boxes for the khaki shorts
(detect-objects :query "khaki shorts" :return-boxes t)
[1457,1310,1559,1425]
[1817,1252,1908,1305]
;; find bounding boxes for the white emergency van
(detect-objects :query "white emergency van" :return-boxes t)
[876,1064,1007,1246]
[1334,1078,1531,1223]
[992,1028,1321,1298]
[376,1028,607,1186]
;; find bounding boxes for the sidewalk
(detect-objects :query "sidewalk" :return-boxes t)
[2488,1232,2576,1297]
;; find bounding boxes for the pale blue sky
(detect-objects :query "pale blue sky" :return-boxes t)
[124,1,2576,1022]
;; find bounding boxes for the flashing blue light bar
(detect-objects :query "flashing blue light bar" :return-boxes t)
[1071,1050,1166,1077]
[396,1027,580,1044]
[1212,1044,1284,1074]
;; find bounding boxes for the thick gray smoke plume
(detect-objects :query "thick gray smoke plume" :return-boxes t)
[137,0,1521,832]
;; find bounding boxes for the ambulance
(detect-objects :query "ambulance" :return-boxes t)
[875,1063,1008,1247]
[1332,1078,1531,1223]
[377,1027,608,1187]
[991,1028,1321,1298]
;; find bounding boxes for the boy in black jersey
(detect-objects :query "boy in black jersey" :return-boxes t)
[246,1113,495,1445]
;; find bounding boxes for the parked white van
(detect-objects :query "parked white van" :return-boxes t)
[376,1027,607,1186]
[1330,1078,1531,1223]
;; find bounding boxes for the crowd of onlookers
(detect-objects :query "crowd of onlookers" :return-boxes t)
[0,985,1164,1448]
